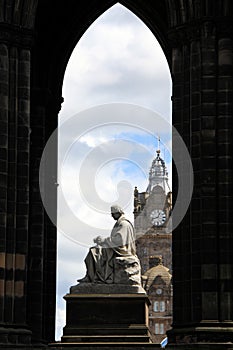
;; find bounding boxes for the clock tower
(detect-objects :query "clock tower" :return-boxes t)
[134,148,172,274]
[134,146,173,344]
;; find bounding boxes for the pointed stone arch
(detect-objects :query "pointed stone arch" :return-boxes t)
[0,0,233,348]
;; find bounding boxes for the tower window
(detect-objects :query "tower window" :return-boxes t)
[153,301,159,312]
[160,301,165,312]
[155,323,164,334]
[153,301,166,312]
[160,323,164,334]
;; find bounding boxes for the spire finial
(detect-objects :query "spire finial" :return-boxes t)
[156,135,160,154]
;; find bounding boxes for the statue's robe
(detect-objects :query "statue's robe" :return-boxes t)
[84,215,136,283]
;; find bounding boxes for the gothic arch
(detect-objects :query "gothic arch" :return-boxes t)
[0,1,233,348]
[30,1,172,344]
[32,0,171,104]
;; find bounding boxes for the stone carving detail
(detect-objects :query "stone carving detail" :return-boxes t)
[114,256,141,285]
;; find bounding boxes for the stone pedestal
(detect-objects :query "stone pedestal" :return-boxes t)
[49,284,159,349]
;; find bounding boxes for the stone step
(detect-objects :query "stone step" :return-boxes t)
[63,325,150,336]
[61,334,152,343]
[49,343,161,349]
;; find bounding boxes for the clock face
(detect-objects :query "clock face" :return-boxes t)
[156,288,162,295]
[150,209,166,226]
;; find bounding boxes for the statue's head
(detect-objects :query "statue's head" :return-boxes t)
[111,205,124,220]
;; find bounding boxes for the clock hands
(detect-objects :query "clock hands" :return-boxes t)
[150,209,166,227]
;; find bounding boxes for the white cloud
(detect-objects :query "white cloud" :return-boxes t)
[55,306,66,340]
[79,134,108,148]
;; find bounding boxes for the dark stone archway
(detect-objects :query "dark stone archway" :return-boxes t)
[0,1,232,348]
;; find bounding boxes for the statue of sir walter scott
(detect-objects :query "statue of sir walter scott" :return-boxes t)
[78,205,141,286]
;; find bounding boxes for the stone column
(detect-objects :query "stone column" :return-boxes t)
[0,1,37,345]
[27,88,61,344]
[0,41,32,347]
[0,43,9,325]
[168,20,233,348]
[27,88,47,345]
[217,36,233,323]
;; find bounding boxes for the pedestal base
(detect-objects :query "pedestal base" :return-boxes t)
[62,293,151,343]
[50,284,155,349]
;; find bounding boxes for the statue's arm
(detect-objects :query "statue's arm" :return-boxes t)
[110,222,127,246]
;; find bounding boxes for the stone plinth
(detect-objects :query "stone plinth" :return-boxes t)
[49,284,157,349]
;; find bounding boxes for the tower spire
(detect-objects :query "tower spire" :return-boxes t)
[156,135,161,154]
[147,135,170,193]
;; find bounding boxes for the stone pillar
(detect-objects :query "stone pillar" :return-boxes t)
[0,41,32,347]
[27,88,47,345]
[27,88,60,345]
[0,2,38,346]
[217,37,233,324]
[168,20,233,348]
[0,43,9,325]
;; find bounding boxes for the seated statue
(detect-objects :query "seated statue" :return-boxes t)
[78,205,141,285]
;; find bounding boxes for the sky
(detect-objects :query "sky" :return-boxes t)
[56,3,172,340]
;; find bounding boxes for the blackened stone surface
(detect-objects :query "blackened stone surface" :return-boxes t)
[64,294,148,328]
[49,345,161,349]
[53,292,152,347]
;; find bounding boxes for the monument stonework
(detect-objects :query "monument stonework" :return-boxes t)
[0,1,233,349]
